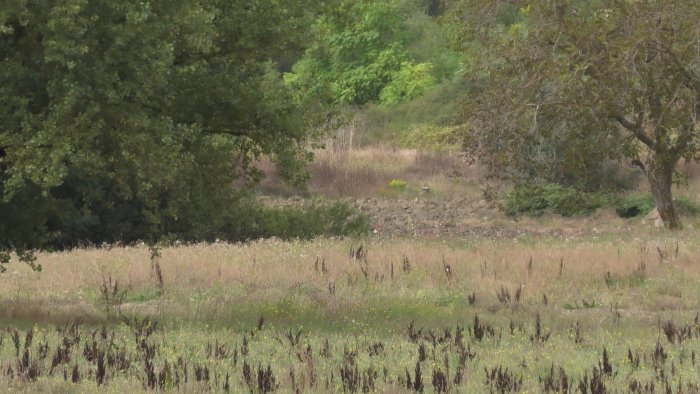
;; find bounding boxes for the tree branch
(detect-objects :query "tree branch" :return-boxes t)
[652,40,700,94]
[631,159,646,172]
[675,123,696,154]
[613,114,655,148]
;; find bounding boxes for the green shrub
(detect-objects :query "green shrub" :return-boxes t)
[675,196,700,216]
[388,179,408,192]
[398,124,459,152]
[503,184,605,217]
[254,202,370,240]
[505,186,700,219]
[613,194,700,218]
[357,80,471,146]
[613,195,656,218]
[379,62,437,105]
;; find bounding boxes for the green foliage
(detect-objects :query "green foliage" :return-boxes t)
[449,1,700,227]
[669,196,700,217]
[286,0,461,107]
[614,195,700,218]
[401,6,462,81]
[0,0,330,258]
[379,62,437,105]
[286,1,408,105]
[613,195,657,218]
[505,186,700,219]
[398,124,458,152]
[388,179,408,192]
[253,202,370,240]
[503,184,605,217]
[357,80,471,146]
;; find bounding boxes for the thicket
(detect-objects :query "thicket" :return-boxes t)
[0,1,354,266]
[286,0,465,149]
[503,184,606,217]
[357,80,470,147]
[159,201,370,244]
[613,195,700,219]
[503,184,700,219]
[252,202,370,240]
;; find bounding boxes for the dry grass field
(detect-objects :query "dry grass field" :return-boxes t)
[258,147,482,200]
[2,149,700,392]
[2,232,700,392]
[259,146,700,199]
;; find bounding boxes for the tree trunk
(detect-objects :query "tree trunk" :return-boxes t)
[646,156,682,229]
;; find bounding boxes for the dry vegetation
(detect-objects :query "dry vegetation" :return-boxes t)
[258,147,482,200]
[2,234,700,392]
[4,145,700,393]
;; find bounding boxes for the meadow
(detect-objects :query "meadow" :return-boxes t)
[1,233,699,392]
[6,2,700,392]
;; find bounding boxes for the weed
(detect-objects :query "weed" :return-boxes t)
[484,365,523,393]
[539,364,569,393]
[530,313,550,344]
[402,256,411,273]
[442,257,452,281]
[577,366,606,394]
[412,361,424,392]
[497,286,511,304]
[662,320,694,345]
[149,245,165,293]
[629,378,655,393]
[515,285,522,303]
[572,321,584,344]
[340,354,360,392]
[99,273,126,319]
[652,340,668,371]
[257,364,279,393]
[432,366,449,393]
[600,348,614,376]
[388,179,408,192]
[604,271,615,288]
[628,348,641,369]
[349,245,367,262]
[473,314,495,342]
[367,342,384,357]
[468,292,477,306]
[408,321,423,343]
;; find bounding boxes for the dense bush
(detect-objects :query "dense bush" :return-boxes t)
[614,195,700,218]
[504,184,700,219]
[357,80,471,146]
[379,62,437,105]
[398,124,459,152]
[0,1,329,265]
[253,202,371,240]
[613,195,657,218]
[503,184,605,217]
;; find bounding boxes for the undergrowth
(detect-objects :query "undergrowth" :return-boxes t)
[503,184,700,219]
[252,202,370,240]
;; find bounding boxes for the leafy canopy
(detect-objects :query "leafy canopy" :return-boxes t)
[0,0,329,266]
[449,0,700,227]
[285,0,438,106]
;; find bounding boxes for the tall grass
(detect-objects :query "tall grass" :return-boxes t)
[258,147,481,199]
[2,235,700,391]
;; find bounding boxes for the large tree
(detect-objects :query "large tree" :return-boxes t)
[450,1,700,229]
[0,0,328,268]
